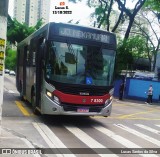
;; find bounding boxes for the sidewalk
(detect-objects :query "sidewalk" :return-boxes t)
[113,97,160,106]
[0,127,41,157]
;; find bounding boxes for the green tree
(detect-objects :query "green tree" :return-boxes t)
[88,0,122,31]
[6,16,44,70]
[87,0,146,38]
[144,0,160,12]
[115,0,146,39]
[134,11,160,71]
[7,15,43,45]
[116,35,148,73]
[5,48,17,70]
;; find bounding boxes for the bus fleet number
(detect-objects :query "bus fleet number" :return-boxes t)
[91,99,103,103]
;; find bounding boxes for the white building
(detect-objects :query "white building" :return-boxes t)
[14,0,26,24]
[14,0,50,26]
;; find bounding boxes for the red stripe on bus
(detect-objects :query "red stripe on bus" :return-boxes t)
[53,90,110,105]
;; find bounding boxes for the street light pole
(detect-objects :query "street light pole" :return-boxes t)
[0,0,9,135]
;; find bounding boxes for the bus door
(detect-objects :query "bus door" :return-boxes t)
[22,45,28,97]
[35,38,45,108]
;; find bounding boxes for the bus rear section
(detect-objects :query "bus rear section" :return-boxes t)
[16,22,116,116]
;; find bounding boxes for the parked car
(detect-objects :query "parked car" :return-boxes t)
[9,70,16,76]
[5,69,10,74]
[133,71,156,80]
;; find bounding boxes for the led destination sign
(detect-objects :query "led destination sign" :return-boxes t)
[59,27,110,44]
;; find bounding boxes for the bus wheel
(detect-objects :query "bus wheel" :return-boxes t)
[31,93,39,115]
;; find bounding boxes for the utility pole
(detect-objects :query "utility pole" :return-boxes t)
[0,0,9,135]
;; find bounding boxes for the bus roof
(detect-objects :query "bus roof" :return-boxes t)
[53,22,115,34]
[17,22,116,47]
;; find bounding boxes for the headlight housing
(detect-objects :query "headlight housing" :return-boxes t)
[105,96,112,106]
[109,88,114,95]
[53,95,60,104]
[46,90,60,105]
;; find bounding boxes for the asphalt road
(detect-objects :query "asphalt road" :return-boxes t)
[2,74,160,157]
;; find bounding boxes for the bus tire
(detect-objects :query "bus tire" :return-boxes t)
[31,92,39,115]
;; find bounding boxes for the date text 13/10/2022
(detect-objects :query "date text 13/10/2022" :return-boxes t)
[53,2,72,14]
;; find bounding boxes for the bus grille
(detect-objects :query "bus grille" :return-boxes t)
[62,103,104,112]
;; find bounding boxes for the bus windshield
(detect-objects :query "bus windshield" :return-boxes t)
[45,41,115,86]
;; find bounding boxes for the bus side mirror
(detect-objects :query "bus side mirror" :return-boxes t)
[65,52,76,64]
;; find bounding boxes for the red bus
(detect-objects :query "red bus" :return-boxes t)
[16,22,116,116]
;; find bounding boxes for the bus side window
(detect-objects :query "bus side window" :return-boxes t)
[30,38,36,66]
[19,49,23,66]
[24,46,29,66]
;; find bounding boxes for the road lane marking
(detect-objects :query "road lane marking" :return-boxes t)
[111,117,160,120]
[117,109,157,119]
[91,116,160,120]
[15,101,30,116]
[64,125,119,157]
[113,100,160,110]
[109,116,160,120]
[114,124,160,147]
[135,124,160,135]
[112,103,129,107]
[8,90,14,93]
[93,125,158,157]
[114,100,145,106]
[33,122,75,157]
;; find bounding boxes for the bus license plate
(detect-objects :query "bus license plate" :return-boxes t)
[77,108,89,113]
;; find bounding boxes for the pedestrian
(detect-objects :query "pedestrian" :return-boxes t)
[119,81,125,100]
[147,84,153,104]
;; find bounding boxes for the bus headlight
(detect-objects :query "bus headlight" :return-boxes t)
[46,91,52,98]
[105,96,112,106]
[46,90,60,105]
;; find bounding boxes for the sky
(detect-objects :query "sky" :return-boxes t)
[50,0,94,25]
[8,0,94,26]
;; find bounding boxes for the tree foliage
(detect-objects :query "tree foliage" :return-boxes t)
[5,48,17,70]
[87,0,146,39]
[6,16,44,70]
[88,0,117,31]
[7,15,44,45]
[134,10,160,71]
[144,0,160,12]
[116,35,147,72]
[115,0,146,39]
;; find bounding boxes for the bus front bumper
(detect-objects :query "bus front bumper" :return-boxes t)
[41,95,112,117]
